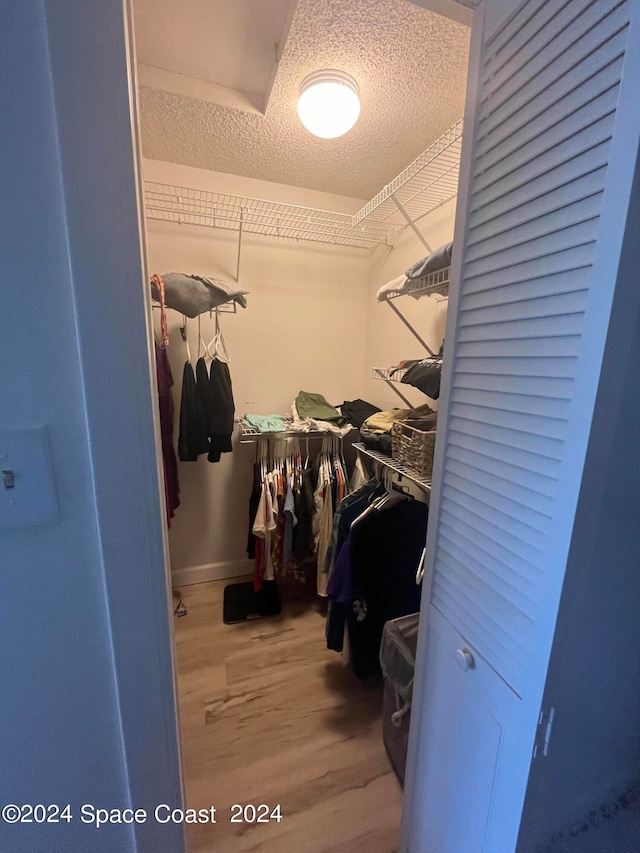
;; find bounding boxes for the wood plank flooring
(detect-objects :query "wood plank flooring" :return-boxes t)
[173,578,403,852]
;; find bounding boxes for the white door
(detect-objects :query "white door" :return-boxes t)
[407,606,512,852]
[403,0,639,850]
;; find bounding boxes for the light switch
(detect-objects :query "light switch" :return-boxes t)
[0,426,58,528]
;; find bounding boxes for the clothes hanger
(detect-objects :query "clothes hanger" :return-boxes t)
[260,440,268,482]
[207,309,230,363]
[415,547,426,585]
[197,315,204,362]
[199,314,214,363]
[374,467,412,510]
[183,317,192,364]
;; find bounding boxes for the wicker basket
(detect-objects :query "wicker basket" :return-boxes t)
[391,421,436,478]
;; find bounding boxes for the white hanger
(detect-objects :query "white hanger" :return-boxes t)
[207,309,230,363]
[415,547,426,585]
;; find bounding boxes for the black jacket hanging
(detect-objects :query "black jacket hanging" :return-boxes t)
[195,357,235,463]
[178,361,210,461]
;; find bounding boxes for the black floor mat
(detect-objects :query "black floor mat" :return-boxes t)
[223,580,282,624]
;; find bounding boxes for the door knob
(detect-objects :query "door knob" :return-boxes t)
[456,648,475,672]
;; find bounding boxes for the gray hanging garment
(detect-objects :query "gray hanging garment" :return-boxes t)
[152,273,249,317]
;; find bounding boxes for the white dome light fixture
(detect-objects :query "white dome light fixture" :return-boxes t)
[297,70,360,139]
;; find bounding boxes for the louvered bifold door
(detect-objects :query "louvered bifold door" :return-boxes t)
[431,0,631,698]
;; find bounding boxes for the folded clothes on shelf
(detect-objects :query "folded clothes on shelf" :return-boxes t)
[403,404,438,431]
[376,242,453,303]
[294,391,343,423]
[405,241,453,280]
[400,357,443,400]
[339,399,381,428]
[359,428,393,456]
[243,414,288,433]
[376,273,410,303]
[362,408,412,435]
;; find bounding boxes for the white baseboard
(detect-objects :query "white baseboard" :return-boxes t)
[171,559,253,587]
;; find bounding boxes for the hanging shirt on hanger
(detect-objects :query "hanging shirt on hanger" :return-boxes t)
[282,478,297,566]
[292,467,316,565]
[195,356,235,463]
[178,360,210,462]
[155,340,180,523]
[252,472,278,589]
[348,499,427,679]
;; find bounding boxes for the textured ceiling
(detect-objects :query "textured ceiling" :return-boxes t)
[134,0,296,112]
[137,0,470,198]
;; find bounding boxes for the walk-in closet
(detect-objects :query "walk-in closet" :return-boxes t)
[136,1,469,850]
[5,1,640,853]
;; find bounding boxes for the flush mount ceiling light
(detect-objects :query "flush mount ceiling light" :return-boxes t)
[297,70,361,139]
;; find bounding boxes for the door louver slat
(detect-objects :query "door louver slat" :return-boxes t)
[470,145,610,227]
[476,49,625,167]
[466,194,604,260]
[481,0,625,107]
[476,88,619,193]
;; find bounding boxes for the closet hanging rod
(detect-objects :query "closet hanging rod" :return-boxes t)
[151,300,238,314]
[238,426,336,444]
[354,443,432,498]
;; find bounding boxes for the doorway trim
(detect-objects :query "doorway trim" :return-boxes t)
[44,1,184,849]
[42,0,486,850]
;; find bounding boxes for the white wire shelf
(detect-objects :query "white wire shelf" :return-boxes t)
[151,299,238,314]
[354,443,432,495]
[389,266,451,300]
[237,421,337,444]
[372,366,409,382]
[143,120,463,250]
[353,121,463,229]
[144,184,389,249]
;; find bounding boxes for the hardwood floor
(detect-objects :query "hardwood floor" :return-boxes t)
[173,577,403,853]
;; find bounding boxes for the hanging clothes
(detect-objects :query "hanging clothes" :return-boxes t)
[247,463,262,559]
[312,436,350,595]
[316,484,333,597]
[350,499,426,678]
[270,469,286,573]
[151,272,248,317]
[325,480,385,652]
[326,490,427,678]
[195,356,235,463]
[154,340,180,524]
[252,471,278,589]
[292,466,316,565]
[150,274,169,346]
[282,478,297,566]
[178,360,209,461]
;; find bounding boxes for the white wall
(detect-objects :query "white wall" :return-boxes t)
[364,199,456,411]
[0,4,132,850]
[143,160,372,580]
